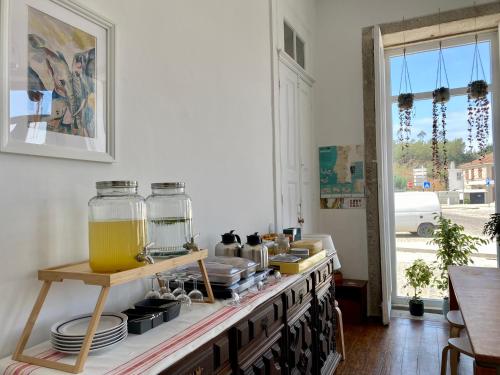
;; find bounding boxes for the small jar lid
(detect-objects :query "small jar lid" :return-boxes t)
[151,182,185,189]
[96,180,138,189]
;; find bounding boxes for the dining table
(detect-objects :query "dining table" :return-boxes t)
[449,266,500,375]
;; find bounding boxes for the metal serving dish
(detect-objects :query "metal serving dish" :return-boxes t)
[207,256,257,279]
[185,262,243,286]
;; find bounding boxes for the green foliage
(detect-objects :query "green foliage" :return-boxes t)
[431,216,488,293]
[483,213,500,242]
[404,259,433,300]
[394,175,407,191]
[393,138,491,167]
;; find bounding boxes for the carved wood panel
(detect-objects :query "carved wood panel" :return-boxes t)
[237,338,283,375]
[288,304,314,375]
[316,285,336,370]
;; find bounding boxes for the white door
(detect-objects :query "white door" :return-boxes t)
[374,26,393,325]
[279,62,301,229]
[298,77,314,233]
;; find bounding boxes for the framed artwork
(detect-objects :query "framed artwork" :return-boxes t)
[0,0,115,162]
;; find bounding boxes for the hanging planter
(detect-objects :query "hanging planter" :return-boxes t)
[397,49,414,155]
[431,43,450,183]
[467,37,490,159]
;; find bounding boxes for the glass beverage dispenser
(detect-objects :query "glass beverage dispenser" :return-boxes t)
[88,181,147,272]
[146,182,193,257]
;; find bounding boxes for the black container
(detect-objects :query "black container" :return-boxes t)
[122,309,163,335]
[134,299,181,322]
[409,298,424,316]
[183,279,238,299]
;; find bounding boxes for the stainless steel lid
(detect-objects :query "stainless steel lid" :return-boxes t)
[96,180,138,189]
[151,182,185,189]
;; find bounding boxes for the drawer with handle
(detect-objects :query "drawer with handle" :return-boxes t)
[284,277,312,313]
[234,297,284,352]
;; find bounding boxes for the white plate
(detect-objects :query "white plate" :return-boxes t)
[51,331,127,353]
[51,324,127,343]
[51,331,127,350]
[51,312,127,337]
[51,326,128,346]
[51,323,126,341]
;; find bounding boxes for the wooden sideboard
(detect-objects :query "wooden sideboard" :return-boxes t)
[162,255,341,375]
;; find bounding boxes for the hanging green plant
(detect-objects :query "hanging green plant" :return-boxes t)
[467,36,490,159]
[397,48,414,156]
[431,43,450,185]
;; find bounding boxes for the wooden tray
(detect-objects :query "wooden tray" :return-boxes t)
[39,249,211,286]
[13,250,214,373]
[269,250,326,274]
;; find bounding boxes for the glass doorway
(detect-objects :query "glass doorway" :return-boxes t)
[386,33,498,305]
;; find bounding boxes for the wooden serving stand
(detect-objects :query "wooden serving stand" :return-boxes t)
[12,249,214,374]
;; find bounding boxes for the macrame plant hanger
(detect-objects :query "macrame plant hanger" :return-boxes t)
[397,17,415,157]
[467,4,490,159]
[432,9,451,184]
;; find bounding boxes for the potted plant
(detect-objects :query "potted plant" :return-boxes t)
[467,37,490,158]
[431,216,488,315]
[432,86,450,182]
[483,213,500,243]
[404,259,433,316]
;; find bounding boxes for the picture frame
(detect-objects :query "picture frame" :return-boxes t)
[0,0,115,162]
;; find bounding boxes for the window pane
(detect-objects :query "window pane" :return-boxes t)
[296,36,305,69]
[284,22,294,59]
[391,94,495,300]
[390,41,491,96]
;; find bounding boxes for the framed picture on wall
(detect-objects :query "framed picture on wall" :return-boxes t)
[0,0,115,162]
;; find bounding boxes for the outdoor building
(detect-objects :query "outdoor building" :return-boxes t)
[459,152,495,204]
[448,161,464,192]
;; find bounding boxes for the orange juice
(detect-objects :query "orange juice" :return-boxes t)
[89,219,146,272]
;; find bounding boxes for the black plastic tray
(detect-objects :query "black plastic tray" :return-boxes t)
[134,299,181,322]
[122,309,163,335]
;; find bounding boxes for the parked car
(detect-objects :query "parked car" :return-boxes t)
[394,192,442,237]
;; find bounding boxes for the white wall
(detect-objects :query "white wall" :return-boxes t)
[0,0,275,357]
[314,0,493,281]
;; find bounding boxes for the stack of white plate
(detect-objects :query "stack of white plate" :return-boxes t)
[50,312,128,354]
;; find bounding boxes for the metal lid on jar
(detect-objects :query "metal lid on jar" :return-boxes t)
[151,182,185,189]
[96,180,138,189]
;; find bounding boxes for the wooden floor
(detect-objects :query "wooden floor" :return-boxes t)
[335,317,474,375]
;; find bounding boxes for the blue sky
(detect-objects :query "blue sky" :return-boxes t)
[389,41,492,146]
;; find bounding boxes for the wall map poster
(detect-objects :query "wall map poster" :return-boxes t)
[319,145,365,209]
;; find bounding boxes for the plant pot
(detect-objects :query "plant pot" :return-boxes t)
[442,296,450,316]
[468,80,488,99]
[432,86,450,103]
[398,93,414,110]
[409,298,424,316]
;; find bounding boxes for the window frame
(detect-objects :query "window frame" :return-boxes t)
[384,31,500,309]
[283,20,306,70]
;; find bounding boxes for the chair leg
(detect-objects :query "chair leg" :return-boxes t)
[335,306,345,361]
[450,348,459,375]
[441,345,450,375]
[450,326,460,338]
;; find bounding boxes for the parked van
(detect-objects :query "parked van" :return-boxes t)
[394,192,441,237]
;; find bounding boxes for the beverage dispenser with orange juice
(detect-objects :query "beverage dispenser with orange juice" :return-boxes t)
[88,181,150,272]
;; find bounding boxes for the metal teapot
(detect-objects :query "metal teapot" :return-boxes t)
[215,230,242,257]
[241,232,268,271]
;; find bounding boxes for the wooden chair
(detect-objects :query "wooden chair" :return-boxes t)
[440,336,473,375]
[447,310,465,338]
[334,299,345,361]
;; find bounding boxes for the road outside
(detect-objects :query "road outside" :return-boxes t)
[396,204,498,299]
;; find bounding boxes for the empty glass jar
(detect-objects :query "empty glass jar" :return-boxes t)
[88,181,147,272]
[146,182,193,257]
